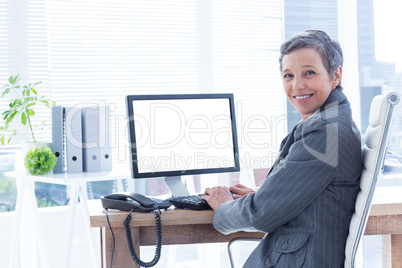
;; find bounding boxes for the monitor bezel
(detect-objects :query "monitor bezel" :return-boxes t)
[126,93,240,179]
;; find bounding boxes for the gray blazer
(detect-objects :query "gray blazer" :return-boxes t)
[213,90,362,267]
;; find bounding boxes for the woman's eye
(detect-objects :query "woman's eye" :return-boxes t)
[305,70,315,75]
[283,74,293,79]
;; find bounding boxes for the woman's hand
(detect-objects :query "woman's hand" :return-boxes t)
[202,186,233,211]
[229,184,256,199]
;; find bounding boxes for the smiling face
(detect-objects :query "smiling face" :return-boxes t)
[282,48,342,120]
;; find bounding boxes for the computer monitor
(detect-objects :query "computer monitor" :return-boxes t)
[126,93,240,197]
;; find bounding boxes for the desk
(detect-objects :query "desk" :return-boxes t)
[88,187,402,268]
[364,186,402,267]
[365,203,402,267]
[5,167,132,268]
[88,200,265,268]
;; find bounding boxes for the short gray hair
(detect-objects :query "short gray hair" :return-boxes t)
[279,30,343,89]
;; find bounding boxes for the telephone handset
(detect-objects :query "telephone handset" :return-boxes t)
[101,192,166,212]
[101,192,168,267]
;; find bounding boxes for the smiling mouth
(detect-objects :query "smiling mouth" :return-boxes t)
[294,94,313,100]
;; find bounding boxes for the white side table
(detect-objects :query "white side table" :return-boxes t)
[6,167,131,268]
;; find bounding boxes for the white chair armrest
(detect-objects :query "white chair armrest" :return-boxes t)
[384,150,402,168]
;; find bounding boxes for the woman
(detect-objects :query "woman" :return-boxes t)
[202,30,362,267]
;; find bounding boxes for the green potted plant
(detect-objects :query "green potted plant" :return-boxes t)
[0,75,56,174]
[25,146,57,175]
[0,75,55,145]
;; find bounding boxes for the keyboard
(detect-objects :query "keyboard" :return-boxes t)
[169,194,211,210]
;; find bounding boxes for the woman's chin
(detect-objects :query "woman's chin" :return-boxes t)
[296,108,315,119]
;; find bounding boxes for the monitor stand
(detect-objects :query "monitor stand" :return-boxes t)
[164,176,190,197]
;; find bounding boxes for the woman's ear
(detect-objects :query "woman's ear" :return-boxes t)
[332,66,342,89]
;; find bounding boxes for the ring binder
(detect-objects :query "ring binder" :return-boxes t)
[52,106,65,173]
[65,107,83,173]
[52,105,112,173]
[81,105,112,172]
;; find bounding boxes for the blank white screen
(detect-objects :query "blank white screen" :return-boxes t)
[132,98,235,173]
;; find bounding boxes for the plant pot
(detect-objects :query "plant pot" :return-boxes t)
[17,141,52,174]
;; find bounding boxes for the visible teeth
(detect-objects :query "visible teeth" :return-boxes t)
[295,94,312,100]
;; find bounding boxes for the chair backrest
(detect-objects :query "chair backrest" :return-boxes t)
[344,92,400,268]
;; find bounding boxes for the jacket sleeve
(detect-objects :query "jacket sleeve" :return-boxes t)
[213,117,340,235]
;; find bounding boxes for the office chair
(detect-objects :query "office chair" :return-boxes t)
[228,92,400,268]
[344,92,400,268]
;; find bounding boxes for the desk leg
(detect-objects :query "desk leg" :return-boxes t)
[133,227,140,268]
[391,234,402,267]
[382,235,391,268]
[65,183,79,268]
[381,234,402,268]
[28,180,50,268]
[79,182,100,268]
[9,175,25,268]
[64,182,99,268]
[104,226,141,268]
[10,177,49,268]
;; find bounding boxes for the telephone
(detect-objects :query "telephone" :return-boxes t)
[100,192,172,212]
[101,192,170,267]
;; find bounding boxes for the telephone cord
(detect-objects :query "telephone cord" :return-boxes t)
[124,208,162,267]
[104,209,115,268]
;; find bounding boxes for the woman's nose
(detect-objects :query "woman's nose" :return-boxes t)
[292,76,306,90]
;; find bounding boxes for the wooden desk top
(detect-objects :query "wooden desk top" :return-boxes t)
[369,203,402,217]
[88,199,216,228]
[88,196,402,231]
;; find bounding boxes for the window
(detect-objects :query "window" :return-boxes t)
[0,0,284,206]
[0,0,285,170]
